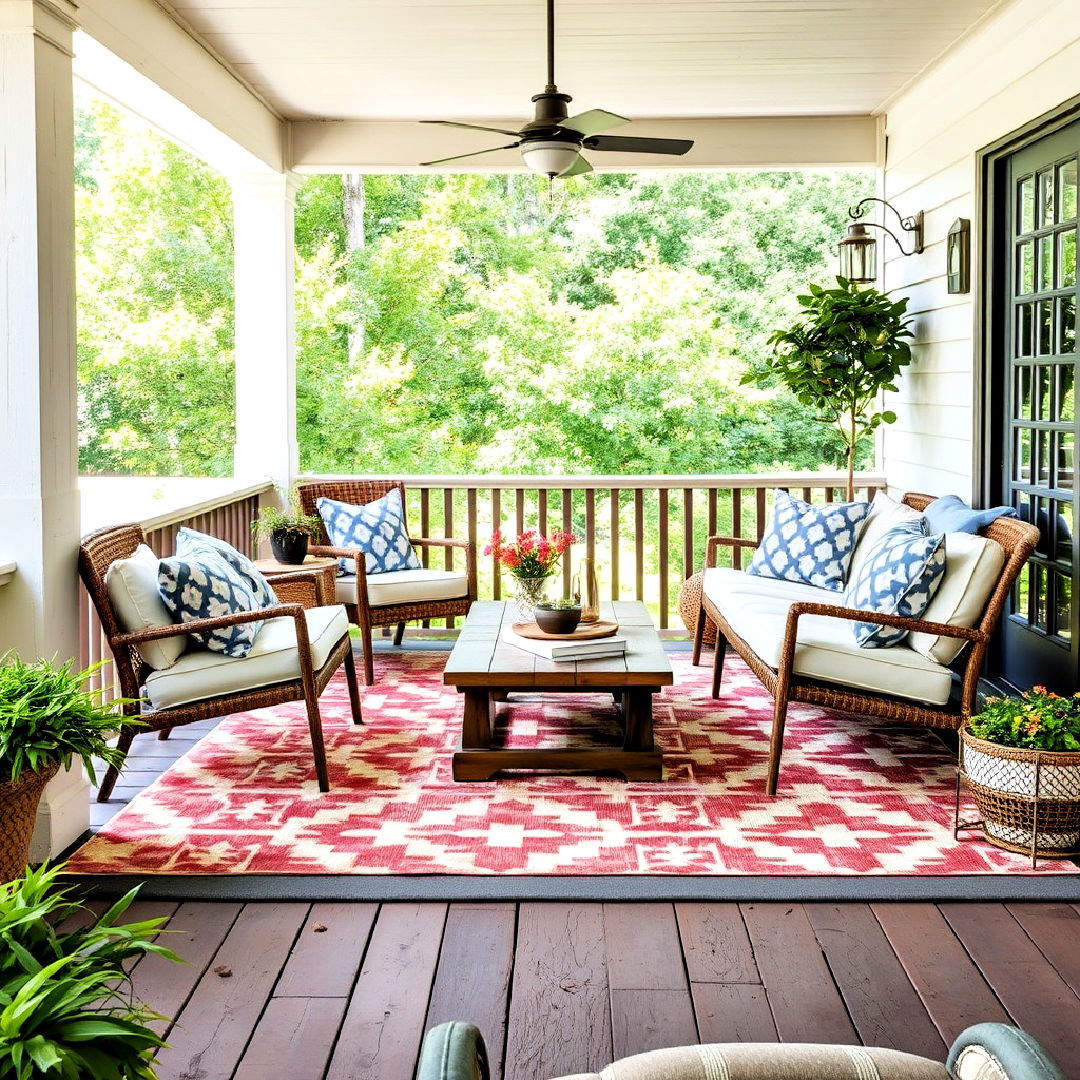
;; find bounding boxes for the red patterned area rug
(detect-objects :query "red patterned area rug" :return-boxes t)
[68,651,1074,876]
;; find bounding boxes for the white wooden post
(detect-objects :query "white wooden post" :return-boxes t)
[232,173,299,510]
[0,0,90,856]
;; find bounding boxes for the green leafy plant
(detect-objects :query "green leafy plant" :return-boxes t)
[969,686,1080,752]
[748,276,914,500]
[537,598,580,611]
[251,491,322,543]
[0,862,182,1079]
[0,656,134,786]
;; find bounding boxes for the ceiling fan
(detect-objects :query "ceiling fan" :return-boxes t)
[419,0,694,179]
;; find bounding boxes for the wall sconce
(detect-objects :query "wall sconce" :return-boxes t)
[947,217,970,293]
[838,197,924,283]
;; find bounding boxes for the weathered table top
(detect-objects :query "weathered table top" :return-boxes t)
[443,600,674,691]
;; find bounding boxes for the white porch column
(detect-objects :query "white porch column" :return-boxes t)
[0,0,89,855]
[232,173,299,502]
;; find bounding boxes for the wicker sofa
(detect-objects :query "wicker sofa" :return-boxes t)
[691,492,1039,795]
[417,1021,1065,1080]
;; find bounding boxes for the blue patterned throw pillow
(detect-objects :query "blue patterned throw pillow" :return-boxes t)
[844,521,947,648]
[316,489,422,575]
[176,527,277,608]
[747,490,871,592]
[158,552,265,657]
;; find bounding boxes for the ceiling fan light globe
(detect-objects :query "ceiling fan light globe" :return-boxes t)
[520,140,581,177]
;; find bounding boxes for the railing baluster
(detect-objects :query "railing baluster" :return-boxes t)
[585,488,596,571]
[756,488,767,542]
[682,487,693,583]
[443,488,455,629]
[610,489,620,599]
[538,489,547,538]
[515,488,525,537]
[634,489,644,602]
[491,488,501,600]
[562,488,573,599]
[732,489,742,570]
[420,488,430,568]
[658,489,669,629]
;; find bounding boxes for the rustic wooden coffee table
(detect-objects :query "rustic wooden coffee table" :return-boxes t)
[443,600,672,781]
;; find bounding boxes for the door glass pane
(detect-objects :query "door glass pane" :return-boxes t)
[1059,228,1077,287]
[1035,563,1049,631]
[1039,233,1055,291]
[1039,365,1054,419]
[1053,501,1075,561]
[1014,562,1031,620]
[1039,298,1055,354]
[1017,303,1034,356]
[1061,295,1077,353]
[1056,573,1073,640]
[1060,364,1076,421]
[1041,169,1056,226]
[1016,428,1032,481]
[1038,430,1052,485]
[1017,365,1034,417]
[1020,175,1036,233]
[1058,431,1075,490]
[1018,240,1034,294]
[1061,158,1078,221]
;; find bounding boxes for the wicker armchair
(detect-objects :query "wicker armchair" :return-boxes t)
[692,493,1040,795]
[79,524,363,802]
[296,480,477,684]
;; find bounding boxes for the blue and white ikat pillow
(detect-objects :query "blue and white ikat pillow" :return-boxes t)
[747,490,871,592]
[176,527,277,608]
[158,552,266,658]
[843,520,946,648]
[316,488,422,575]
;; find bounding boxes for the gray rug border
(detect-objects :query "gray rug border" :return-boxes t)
[64,872,1080,903]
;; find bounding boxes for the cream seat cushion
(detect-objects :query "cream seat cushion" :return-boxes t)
[106,544,185,670]
[909,533,1004,664]
[703,567,954,706]
[144,604,348,710]
[334,568,468,607]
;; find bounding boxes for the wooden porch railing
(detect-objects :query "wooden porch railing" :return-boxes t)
[302,473,886,634]
[79,481,272,698]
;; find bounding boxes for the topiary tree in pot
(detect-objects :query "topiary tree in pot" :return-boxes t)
[747,276,914,501]
[0,655,135,883]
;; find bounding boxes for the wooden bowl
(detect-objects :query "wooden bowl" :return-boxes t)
[533,604,582,635]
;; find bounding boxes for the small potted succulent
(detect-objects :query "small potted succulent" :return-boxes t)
[252,492,322,564]
[533,597,583,635]
[0,654,133,883]
[961,685,1080,858]
[0,862,182,1078]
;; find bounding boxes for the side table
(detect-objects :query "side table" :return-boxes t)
[253,555,338,606]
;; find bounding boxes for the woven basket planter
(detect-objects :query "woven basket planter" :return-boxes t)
[678,572,716,646]
[960,728,1080,858]
[0,762,60,883]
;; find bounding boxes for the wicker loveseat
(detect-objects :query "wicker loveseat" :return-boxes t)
[691,492,1039,795]
[417,1021,1065,1080]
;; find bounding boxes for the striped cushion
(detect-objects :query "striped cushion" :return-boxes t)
[552,1043,949,1080]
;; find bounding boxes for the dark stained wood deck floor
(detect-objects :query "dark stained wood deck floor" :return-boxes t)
[113,899,1080,1080]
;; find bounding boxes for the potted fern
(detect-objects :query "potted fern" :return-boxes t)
[0,862,181,1078]
[961,686,1080,859]
[0,655,133,883]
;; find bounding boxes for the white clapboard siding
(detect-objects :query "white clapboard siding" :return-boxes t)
[881,0,1080,502]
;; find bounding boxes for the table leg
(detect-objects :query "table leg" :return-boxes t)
[461,689,492,749]
[623,689,655,752]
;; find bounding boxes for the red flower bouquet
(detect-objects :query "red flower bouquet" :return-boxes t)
[484,528,576,581]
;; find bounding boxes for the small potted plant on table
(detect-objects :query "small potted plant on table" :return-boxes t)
[959,685,1080,863]
[0,654,133,883]
[252,492,323,564]
[533,597,583,635]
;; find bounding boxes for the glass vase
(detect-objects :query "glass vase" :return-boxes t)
[513,576,549,623]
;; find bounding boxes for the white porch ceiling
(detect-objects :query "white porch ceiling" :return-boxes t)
[162,0,1002,123]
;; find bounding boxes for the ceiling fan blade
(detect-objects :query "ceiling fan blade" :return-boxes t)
[420,120,524,138]
[420,142,521,167]
[563,108,630,137]
[584,135,694,156]
[561,154,594,177]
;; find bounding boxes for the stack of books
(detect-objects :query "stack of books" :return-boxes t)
[502,624,627,662]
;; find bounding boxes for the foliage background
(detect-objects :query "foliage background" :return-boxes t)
[74,90,875,478]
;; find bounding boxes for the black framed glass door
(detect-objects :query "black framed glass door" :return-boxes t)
[999,122,1080,692]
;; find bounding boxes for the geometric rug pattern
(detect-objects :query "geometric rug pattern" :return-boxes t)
[67,652,1076,876]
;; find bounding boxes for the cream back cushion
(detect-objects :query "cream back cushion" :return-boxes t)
[908,533,1005,665]
[846,491,926,583]
[106,544,185,670]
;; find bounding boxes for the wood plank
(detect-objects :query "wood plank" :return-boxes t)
[675,903,758,985]
[804,903,945,1058]
[425,904,516,1080]
[605,904,685,991]
[1007,903,1080,1001]
[154,903,309,1080]
[740,903,858,1045]
[610,988,698,1060]
[872,903,1010,1045]
[273,902,377,998]
[941,903,1080,1073]
[505,903,612,1080]
[232,997,348,1080]
[691,983,777,1044]
[324,903,448,1080]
